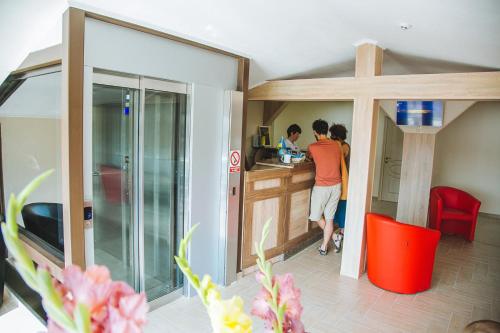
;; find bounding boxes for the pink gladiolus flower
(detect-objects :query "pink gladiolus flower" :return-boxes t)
[251,273,304,333]
[106,292,148,333]
[48,265,148,333]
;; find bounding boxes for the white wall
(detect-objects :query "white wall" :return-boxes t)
[85,18,238,90]
[272,102,353,149]
[189,84,225,282]
[245,101,264,160]
[0,117,62,225]
[433,102,500,215]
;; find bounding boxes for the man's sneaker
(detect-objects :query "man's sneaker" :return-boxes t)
[318,246,328,256]
[333,233,343,253]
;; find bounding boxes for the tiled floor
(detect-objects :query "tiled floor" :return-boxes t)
[145,202,500,333]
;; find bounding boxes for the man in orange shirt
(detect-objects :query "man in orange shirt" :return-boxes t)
[308,119,342,255]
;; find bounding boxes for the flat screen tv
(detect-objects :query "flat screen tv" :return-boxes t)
[396,100,443,127]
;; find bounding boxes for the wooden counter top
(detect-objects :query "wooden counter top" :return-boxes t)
[252,158,313,171]
[247,159,315,183]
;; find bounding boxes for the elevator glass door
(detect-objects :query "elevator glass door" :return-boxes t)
[92,74,187,301]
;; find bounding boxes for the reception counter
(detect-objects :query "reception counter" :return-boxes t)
[241,159,321,268]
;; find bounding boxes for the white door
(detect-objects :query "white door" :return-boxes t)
[380,116,404,202]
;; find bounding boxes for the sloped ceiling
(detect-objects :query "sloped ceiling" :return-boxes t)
[1,0,499,87]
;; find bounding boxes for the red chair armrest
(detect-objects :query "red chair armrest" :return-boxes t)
[429,190,443,229]
[458,191,481,215]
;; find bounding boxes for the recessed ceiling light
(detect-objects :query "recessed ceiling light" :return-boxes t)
[400,23,413,31]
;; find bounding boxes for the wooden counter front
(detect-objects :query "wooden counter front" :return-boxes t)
[241,160,320,268]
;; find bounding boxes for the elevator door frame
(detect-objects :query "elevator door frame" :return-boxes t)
[92,71,190,304]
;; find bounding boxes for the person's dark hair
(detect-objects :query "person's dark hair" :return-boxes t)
[312,119,329,135]
[287,124,302,137]
[329,124,348,141]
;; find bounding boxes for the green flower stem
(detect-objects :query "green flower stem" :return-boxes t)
[174,224,253,333]
[173,224,211,307]
[0,170,84,333]
[255,219,285,333]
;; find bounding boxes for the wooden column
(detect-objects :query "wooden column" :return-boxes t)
[396,133,436,226]
[355,43,383,77]
[61,8,86,268]
[340,43,382,279]
[237,58,250,272]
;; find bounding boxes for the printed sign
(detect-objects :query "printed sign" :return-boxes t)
[229,150,241,173]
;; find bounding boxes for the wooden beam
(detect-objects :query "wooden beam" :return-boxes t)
[263,101,287,125]
[249,77,362,101]
[341,43,382,279]
[396,133,436,227]
[249,71,500,101]
[61,8,86,268]
[373,72,500,100]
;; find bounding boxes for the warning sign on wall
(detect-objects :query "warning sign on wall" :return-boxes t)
[229,150,241,173]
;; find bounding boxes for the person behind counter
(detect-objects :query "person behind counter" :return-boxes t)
[307,119,342,256]
[284,124,302,151]
[329,123,350,253]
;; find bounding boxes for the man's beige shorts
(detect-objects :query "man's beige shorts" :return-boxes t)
[309,184,341,221]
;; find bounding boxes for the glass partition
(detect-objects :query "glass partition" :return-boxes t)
[143,89,186,300]
[0,70,63,258]
[92,84,138,288]
[91,74,187,301]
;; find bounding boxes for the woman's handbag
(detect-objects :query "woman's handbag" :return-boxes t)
[338,141,349,200]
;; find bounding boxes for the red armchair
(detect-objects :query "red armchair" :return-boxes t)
[429,186,481,241]
[100,165,125,204]
[366,213,441,294]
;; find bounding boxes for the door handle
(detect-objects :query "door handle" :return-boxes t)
[384,157,391,163]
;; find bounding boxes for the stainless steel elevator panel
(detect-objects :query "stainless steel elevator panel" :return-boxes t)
[219,91,243,285]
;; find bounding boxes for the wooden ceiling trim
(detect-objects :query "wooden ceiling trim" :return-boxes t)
[249,71,500,101]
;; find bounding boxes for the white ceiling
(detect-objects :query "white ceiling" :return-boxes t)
[1,0,499,87]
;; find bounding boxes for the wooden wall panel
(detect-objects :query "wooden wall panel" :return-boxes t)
[292,171,315,183]
[254,178,281,190]
[288,189,311,240]
[397,133,436,226]
[250,197,280,255]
